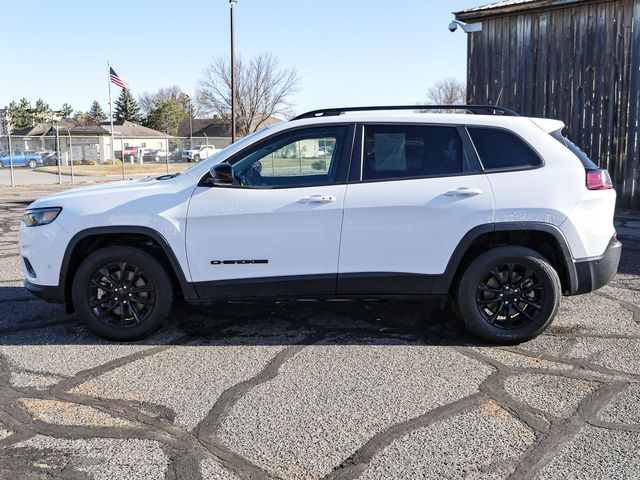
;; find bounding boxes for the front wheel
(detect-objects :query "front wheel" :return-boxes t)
[28,160,37,168]
[455,246,561,345]
[193,154,200,162]
[72,246,173,341]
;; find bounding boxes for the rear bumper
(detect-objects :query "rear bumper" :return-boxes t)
[24,280,65,304]
[571,237,622,295]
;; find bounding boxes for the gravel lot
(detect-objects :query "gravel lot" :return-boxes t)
[0,184,639,479]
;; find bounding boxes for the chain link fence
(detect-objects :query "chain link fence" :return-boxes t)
[0,134,231,186]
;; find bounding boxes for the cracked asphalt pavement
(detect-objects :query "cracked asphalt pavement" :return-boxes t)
[0,185,639,479]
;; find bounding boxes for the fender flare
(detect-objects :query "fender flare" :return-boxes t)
[432,222,578,295]
[59,226,198,302]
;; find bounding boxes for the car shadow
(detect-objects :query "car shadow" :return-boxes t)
[617,238,640,275]
[0,288,484,347]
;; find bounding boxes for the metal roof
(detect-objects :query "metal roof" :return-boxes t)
[461,0,537,13]
[455,0,586,21]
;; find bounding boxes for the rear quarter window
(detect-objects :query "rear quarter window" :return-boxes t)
[563,138,598,169]
[468,127,541,171]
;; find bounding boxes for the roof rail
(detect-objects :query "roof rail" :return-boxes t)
[292,105,520,121]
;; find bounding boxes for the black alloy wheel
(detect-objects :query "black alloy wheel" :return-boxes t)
[72,246,172,341]
[88,261,155,328]
[456,246,561,344]
[475,262,544,330]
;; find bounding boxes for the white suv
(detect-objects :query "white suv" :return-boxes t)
[19,106,621,343]
[182,145,216,162]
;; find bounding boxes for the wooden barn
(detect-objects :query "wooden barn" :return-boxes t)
[454,0,640,208]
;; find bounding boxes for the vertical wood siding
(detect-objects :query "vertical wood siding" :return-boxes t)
[467,0,640,208]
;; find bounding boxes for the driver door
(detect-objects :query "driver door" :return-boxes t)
[186,125,353,299]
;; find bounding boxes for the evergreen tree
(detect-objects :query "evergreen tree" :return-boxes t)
[143,99,188,135]
[87,101,107,123]
[114,89,142,122]
[60,103,74,119]
[9,98,33,130]
[33,98,52,124]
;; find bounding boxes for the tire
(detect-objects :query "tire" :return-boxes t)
[455,246,561,345]
[193,154,200,162]
[28,160,37,168]
[72,246,173,341]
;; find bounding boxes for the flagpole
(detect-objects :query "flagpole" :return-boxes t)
[108,60,115,165]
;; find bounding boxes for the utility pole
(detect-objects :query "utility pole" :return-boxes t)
[230,0,237,143]
[186,94,193,149]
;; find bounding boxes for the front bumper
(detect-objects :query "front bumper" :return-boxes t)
[572,237,622,295]
[24,280,65,303]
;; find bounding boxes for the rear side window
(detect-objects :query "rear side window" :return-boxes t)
[363,125,470,181]
[468,128,541,171]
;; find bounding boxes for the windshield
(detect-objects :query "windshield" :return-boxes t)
[181,126,275,175]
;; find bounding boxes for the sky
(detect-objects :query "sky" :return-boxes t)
[0,0,486,116]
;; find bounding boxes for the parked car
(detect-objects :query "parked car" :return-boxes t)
[182,145,216,162]
[20,105,620,342]
[0,150,42,168]
[143,149,169,162]
[170,149,186,161]
[41,152,60,166]
[115,146,139,161]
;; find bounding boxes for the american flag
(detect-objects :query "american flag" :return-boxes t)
[109,67,129,89]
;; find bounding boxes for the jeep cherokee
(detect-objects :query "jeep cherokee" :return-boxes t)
[19,105,621,343]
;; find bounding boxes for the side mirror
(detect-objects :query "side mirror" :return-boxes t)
[209,163,236,186]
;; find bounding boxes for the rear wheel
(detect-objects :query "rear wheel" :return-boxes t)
[456,246,561,344]
[72,246,173,341]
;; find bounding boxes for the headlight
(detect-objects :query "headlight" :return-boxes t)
[22,207,62,227]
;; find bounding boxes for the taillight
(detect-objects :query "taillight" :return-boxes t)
[586,169,613,190]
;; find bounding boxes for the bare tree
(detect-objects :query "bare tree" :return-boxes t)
[138,86,191,116]
[425,77,466,105]
[196,52,300,136]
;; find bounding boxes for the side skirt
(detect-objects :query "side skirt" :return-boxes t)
[193,272,446,301]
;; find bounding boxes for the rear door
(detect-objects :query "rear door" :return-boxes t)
[337,123,494,295]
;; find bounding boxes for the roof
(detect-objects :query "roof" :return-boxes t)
[177,118,229,137]
[12,120,168,138]
[459,0,536,13]
[289,112,533,125]
[11,124,51,136]
[455,0,586,21]
[102,120,167,137]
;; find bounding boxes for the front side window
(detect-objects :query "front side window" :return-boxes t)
[468,127,541,170]
[231,127,345,188]
[362,125,468,181]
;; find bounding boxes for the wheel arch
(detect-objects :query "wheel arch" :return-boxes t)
[435,222,578,296]
[60,226,197,311]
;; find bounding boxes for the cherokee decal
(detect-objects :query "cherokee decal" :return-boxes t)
[210,259,269,265]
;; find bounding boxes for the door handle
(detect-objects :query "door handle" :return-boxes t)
[297,194,336,204]
[444,188,483,197]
